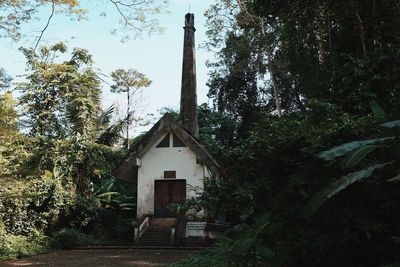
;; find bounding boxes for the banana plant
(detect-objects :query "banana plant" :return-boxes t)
[94,178,135,210]
[304,102,400,217]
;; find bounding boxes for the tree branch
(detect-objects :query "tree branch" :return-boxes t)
[110,0,141,31]
[112,0,146,8]
[34,0,55,51]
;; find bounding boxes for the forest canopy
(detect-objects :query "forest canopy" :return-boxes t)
[1,0,400,266]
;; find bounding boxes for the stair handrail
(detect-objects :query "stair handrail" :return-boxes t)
[171,211,187,246]
[133,214,152,243]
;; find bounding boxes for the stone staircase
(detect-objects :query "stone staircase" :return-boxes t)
[138,218,175,246]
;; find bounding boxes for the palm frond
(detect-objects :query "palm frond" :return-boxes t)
[96,119,126,146]
[98,105,115,127]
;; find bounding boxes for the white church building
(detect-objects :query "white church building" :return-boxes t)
[115,13,220,233]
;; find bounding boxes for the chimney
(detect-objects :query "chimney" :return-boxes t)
[180,13,198,137]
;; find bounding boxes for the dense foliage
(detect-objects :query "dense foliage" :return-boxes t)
[171,1,400,266]
[1,1,400,266]
[0,44,136,259]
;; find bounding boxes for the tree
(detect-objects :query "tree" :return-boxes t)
[16,42,102,139]
[0,92,21,179]
[198,2,400,264]
[0,0,85,42]
[205,0,400,118]
[205,2,272,140]
[0,0,169,46]
[110,68,151,150]
[0,69,21,179]
[0,68,12,90]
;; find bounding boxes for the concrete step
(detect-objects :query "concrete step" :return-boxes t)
[137,217,175,246]
[141,237,170,240]
[150,218,175,226]
[145,229,170,232]
[144,230,170,233]
[140,234,170,238]
[138,240,170,245]
[143,230,171,235]
[141,236,170,239]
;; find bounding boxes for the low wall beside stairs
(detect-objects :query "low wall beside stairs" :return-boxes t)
[186,221,230,238]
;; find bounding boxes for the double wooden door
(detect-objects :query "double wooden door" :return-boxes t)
[154,180,186,218]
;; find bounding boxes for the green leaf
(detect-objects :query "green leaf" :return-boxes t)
[387,174,400,183]
[96,192,119,198]
[119,203,136,208]
[341,144,382,169]
[380,261,400,267]
[370,100,387,121]
[380,120,400,129]
[256,246,274,260]
[217,235,234,246]
[304,162,393,217]
[318,138,394,161]
[240,205,254,221]
[236,236,255,254]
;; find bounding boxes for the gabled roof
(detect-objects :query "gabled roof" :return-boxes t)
[114,113,220,182]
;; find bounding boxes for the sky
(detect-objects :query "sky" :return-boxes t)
[0,0,215,135]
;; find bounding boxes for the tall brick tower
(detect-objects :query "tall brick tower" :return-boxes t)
[180,13,198,138]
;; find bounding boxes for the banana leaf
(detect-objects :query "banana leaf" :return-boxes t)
[341,144,382,169]
[380,120,400,129]
[304,162,393,217]
[318,138,394,161]
[370,100,388,122]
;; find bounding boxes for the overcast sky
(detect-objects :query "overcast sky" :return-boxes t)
[0,0,215,135]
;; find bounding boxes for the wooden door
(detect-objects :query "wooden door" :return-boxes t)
[154,180,186,218]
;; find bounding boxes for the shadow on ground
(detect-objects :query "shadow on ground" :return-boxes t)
[1,249,200,267]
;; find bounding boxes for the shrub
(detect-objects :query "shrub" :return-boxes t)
[95,208,133,244]
[0,222,49,260]
[50,228,97,250]
[57,195,99,231]
[168,254,230,267]
[0,172,72,236]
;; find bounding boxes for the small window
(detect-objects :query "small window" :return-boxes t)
[164,171,176,178]
[173,133,186,147]
[156,134,170,147]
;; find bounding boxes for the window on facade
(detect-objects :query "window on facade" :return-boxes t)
[164,171,176,179]
[156,134,170,147]
[173,133,186,147]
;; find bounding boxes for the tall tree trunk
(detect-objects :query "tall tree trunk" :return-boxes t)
[127,88,130,150]
[318,0,328,65]
[370,0,377,52]
[269,64,282,117]
[261,18,282,117]
[236,0,282,117]
[328,15,335,75]
[355,8,368,57]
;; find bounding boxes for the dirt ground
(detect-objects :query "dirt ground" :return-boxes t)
[0,249,200,267]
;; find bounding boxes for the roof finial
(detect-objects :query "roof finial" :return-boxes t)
[189,4,191,13]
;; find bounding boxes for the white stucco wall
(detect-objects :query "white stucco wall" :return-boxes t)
[136,131,210,218]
